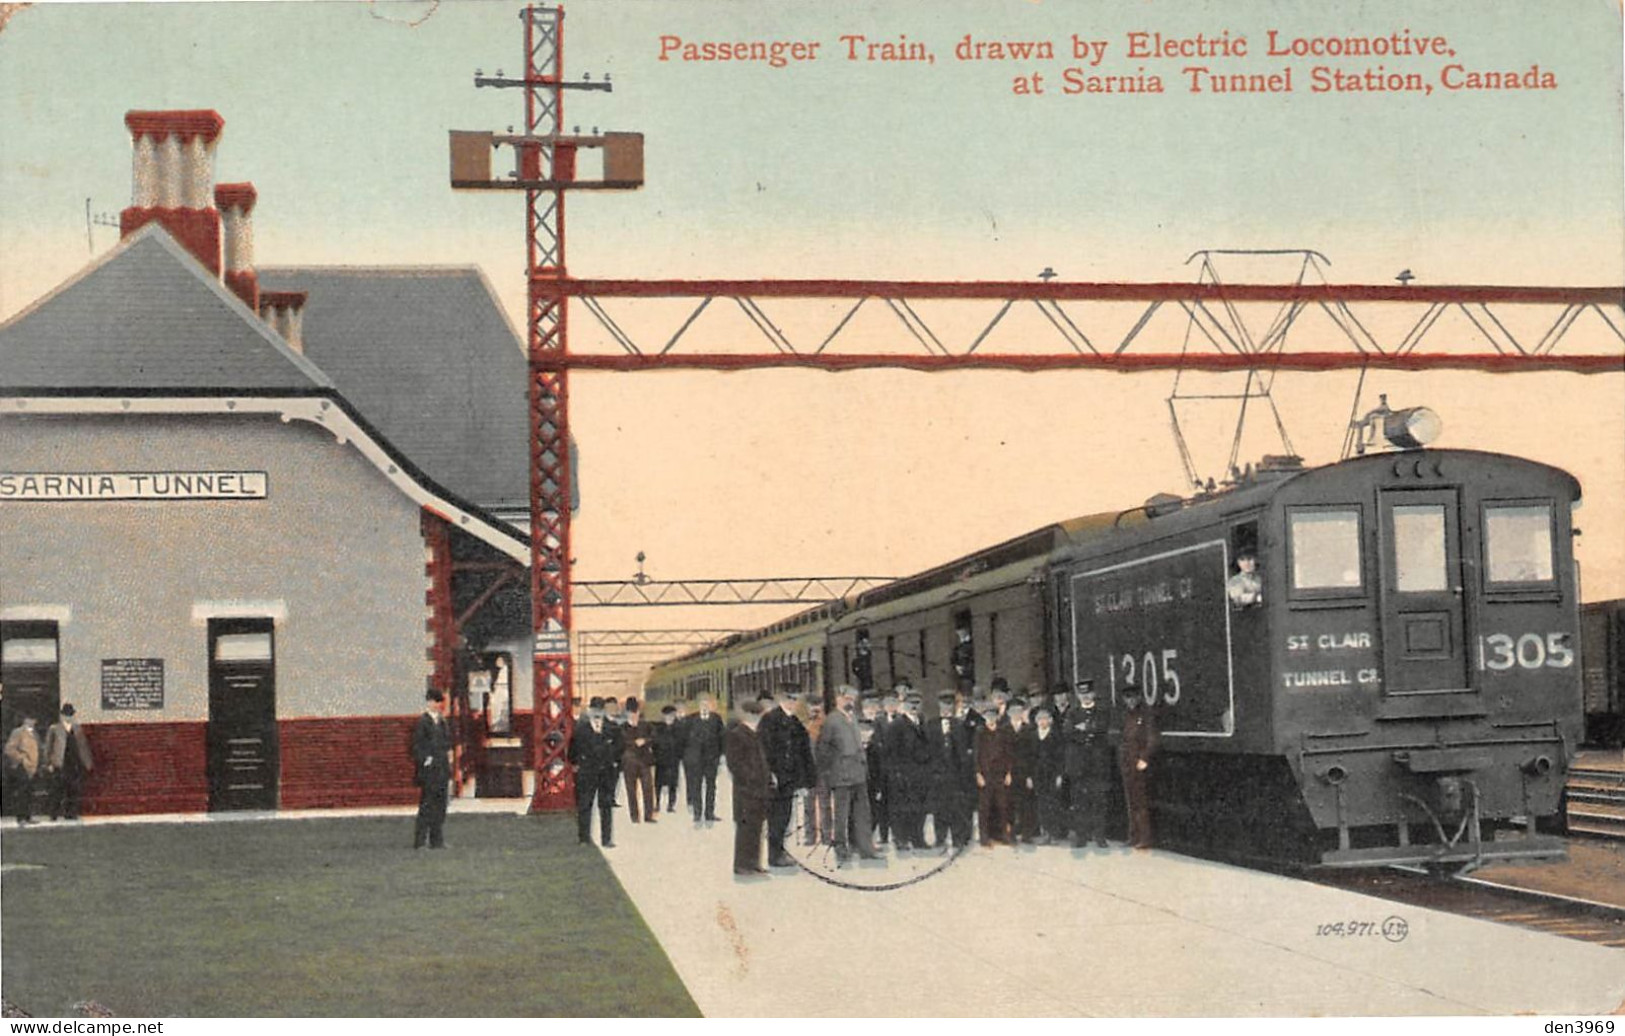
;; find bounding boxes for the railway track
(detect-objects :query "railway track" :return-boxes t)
[1314,866,1625,948]
[1566,763,1625,840]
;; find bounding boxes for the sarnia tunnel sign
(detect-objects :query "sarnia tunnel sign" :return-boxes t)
[0,471,268,501]
[1069,540,1235,737]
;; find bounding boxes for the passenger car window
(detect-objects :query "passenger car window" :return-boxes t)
[1392,504,1448,592]
[1290,509,1363,591]
[1484,503,1554,584]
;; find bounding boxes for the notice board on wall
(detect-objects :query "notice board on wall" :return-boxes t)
[100,657,165,710]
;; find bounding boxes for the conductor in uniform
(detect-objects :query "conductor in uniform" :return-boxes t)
[570,697,620,848]
[411,689,452,849]
[1119,685,1160,849]
[1064,689,1113,848]
[724,699,774,876]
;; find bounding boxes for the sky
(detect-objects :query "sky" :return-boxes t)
[2,0,1622,682]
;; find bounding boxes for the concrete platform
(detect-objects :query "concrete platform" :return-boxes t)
[600,776,1625,1017]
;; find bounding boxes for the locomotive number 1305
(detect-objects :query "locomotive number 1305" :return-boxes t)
[1476,632,1574,672]
[1105,648,1182,704]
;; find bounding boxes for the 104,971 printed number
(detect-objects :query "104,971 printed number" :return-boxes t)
[1316,917,1409,942]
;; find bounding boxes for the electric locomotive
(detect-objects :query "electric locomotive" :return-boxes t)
[641,409,1584,871]
[1048,441,1583,869]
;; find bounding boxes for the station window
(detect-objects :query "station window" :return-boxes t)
[1484,502,1555,585]
[917,629,928,681]
[1288,507,1364,594]
[989,612,1000,673]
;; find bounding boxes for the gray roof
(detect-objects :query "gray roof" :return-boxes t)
[0,226,330,393]
[259,265,529,512]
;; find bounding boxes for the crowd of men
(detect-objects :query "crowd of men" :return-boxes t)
[568,694,727,848]
[566,681,1160,878]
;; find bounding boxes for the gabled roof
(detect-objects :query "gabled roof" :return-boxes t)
[258,265,529,512]
[0,226,331,393]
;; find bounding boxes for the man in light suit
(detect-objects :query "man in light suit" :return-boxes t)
[816,686,881,864]
[411,689,452,849]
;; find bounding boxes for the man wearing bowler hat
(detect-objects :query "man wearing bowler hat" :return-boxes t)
[569,697,621,848]
[725,699,774,876]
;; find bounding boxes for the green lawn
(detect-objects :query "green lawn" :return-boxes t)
[0,814,699,1017]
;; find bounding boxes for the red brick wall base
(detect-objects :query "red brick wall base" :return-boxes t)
[78,715,423,815]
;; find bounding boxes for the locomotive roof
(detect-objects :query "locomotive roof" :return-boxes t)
[1048,448,1581,567]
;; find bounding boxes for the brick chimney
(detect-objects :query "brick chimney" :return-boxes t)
[120,110,226,275]
[215,182,258,311]
[259,291,308,353]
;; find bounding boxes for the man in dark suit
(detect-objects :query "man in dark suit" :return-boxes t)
[950,691,982,843]
[1032,706,1068,844]
[757,689,797,867]
[1065,689,1115,848]
[569,697,621,848]
[861,694,888,845]
[1119,686,1160,849]
[1048,685,1075,839]
[724,699,774,875]
[411,689,453,849]
[926,690,972,850]
[1007,699,1040,843]
[683,696,725,823]
[885,694,932,851]
[652,703,686,813]
[43,702,94,822]
[621,697,657,823]
[974,703,1014,846]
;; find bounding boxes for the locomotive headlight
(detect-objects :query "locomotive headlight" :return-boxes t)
[1382,407,1443,450]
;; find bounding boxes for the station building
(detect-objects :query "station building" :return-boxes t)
[0,110,540,815]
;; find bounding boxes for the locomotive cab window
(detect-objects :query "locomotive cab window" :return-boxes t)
[1288,507,1364,597]
[1391,504,1449,592]
[1483,502,1556,588]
